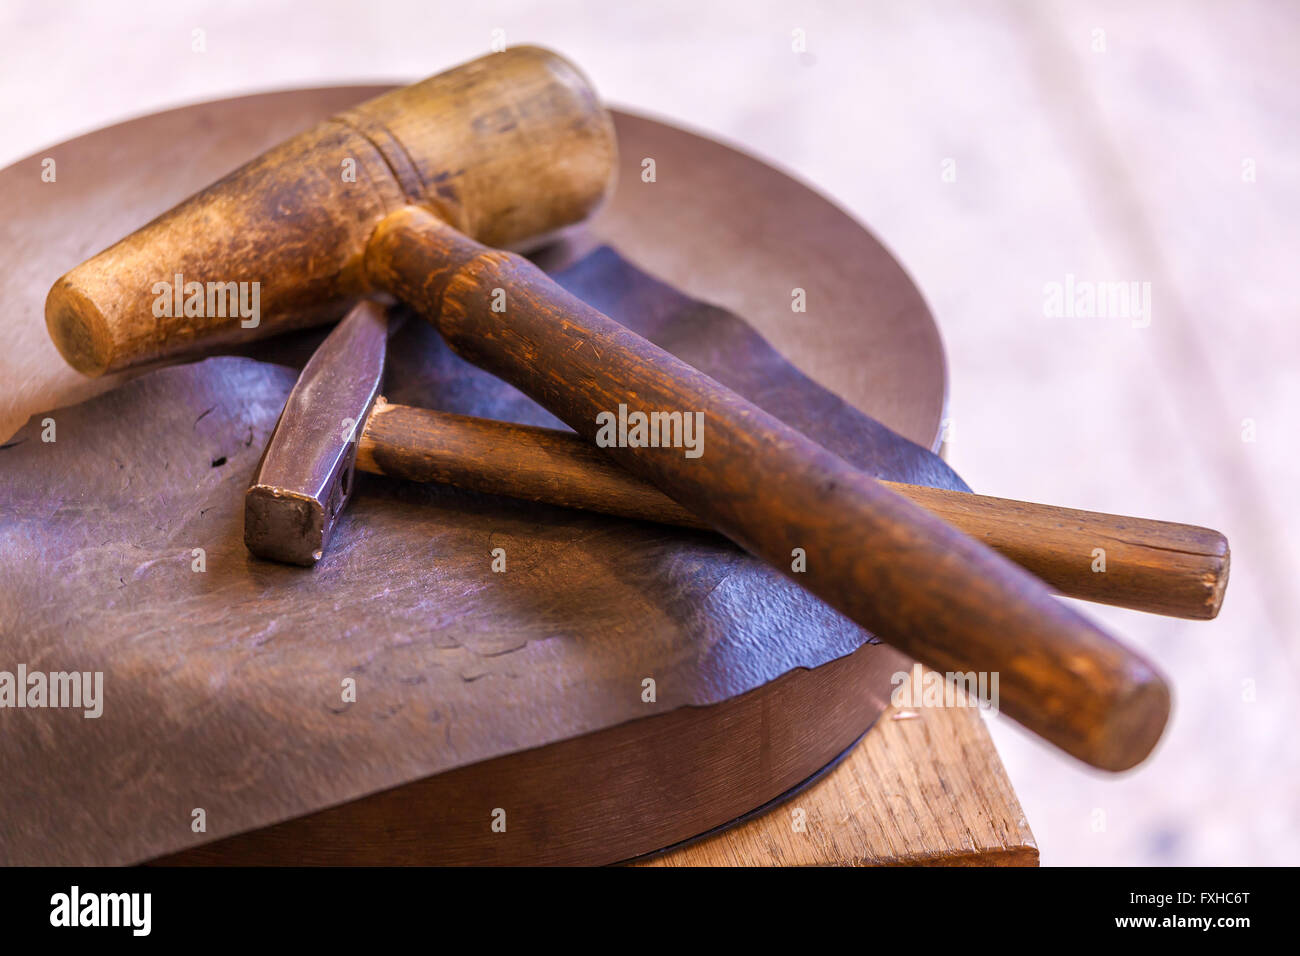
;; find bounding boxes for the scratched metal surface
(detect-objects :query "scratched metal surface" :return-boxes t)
[0,246,966,865]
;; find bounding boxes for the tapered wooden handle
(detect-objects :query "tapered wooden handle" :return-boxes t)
[887,485,1228,620]
[365,205,1172,770]
[357,402,1228,619]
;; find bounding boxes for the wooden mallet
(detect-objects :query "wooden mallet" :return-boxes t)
[47,47,1213,769]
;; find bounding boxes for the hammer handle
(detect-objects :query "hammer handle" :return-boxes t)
[357,402,1228,620]
[366,206,1170,770]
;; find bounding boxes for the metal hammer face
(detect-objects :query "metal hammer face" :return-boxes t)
[244,302,388,565]
[46,46,616,376]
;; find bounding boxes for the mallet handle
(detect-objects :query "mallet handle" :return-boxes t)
[357,401,1228,620]
[366,206,1170,770]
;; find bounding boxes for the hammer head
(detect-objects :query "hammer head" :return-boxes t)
[46,46,616,376]
[244,301,388,566]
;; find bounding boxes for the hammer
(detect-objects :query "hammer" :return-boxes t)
[47,47,1190,769]
[250,301,1228,625]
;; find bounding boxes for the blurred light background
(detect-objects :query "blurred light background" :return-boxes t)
[3,0,1296,864]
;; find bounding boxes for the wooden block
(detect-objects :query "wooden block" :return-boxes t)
[642,702,1037,867]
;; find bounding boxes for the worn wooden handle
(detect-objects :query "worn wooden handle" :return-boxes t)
[357,401,1228,619]
[889,485,1227,620]
[365,205,1172,770]
[359,400,707,528]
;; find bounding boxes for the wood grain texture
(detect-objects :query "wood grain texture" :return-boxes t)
[638,700,1038,867]
[366,205,1172,771]
[359,398,1227,618]
[897,484,1228,620]
[360,397,703,528]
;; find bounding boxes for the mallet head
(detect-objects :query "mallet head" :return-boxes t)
[244,301,388,566]
[46,46,616,376]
